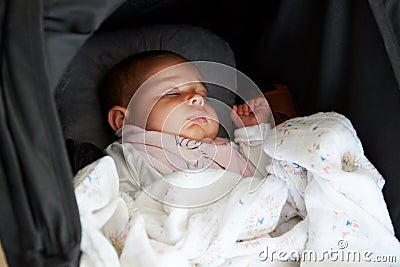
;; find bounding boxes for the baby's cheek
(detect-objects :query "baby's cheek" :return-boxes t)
[207,106,219,122]
[145,111,164,132]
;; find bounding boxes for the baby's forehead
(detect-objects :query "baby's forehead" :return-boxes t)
[128,59,206,103]
[138,54,189,74]
[134,55,204,87]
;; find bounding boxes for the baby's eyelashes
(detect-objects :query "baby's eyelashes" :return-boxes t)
[164,85,209,99]
[164,91,208,97]
[165,92,181,96]
[165,88,181,96]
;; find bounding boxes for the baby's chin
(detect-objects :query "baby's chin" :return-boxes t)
[178,124,219,142]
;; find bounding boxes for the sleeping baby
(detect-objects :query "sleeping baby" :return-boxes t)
[100,50,272,180]
[73,50,400,266]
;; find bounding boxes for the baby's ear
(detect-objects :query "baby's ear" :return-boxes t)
[108,105,127,131]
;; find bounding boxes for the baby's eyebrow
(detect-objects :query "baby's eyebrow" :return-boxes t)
[155,77,179,89]
[156,76,205,89]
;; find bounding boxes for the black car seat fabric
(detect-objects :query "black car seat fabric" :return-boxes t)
[56,24,236,150]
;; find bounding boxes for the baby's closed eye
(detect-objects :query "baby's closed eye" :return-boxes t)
[165,92,181,96]
[165,88,181,96]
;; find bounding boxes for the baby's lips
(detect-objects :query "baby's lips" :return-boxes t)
[190,117,207,123]
[188,110,207,120]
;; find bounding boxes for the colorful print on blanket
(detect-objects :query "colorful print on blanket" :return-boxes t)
[74,112,400,266]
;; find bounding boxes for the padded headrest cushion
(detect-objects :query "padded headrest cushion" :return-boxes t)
[56,24,236,149]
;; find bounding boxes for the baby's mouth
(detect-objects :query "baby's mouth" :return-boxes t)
[188,111,208,123]
[191,117,207,123]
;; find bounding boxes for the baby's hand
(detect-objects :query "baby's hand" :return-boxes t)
[230,96,270,128]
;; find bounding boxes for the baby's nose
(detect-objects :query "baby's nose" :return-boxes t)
[189,94,205,106]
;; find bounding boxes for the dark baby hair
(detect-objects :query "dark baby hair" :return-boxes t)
[99,50,187,121]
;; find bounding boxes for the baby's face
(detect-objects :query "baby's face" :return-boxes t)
[128,55,219,141]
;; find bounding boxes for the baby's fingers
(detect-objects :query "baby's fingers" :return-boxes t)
[232,104,238,113]
[242,102,251,115]
[237,104,243,115]
[237,103,250,115]
[230,106,245,128]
